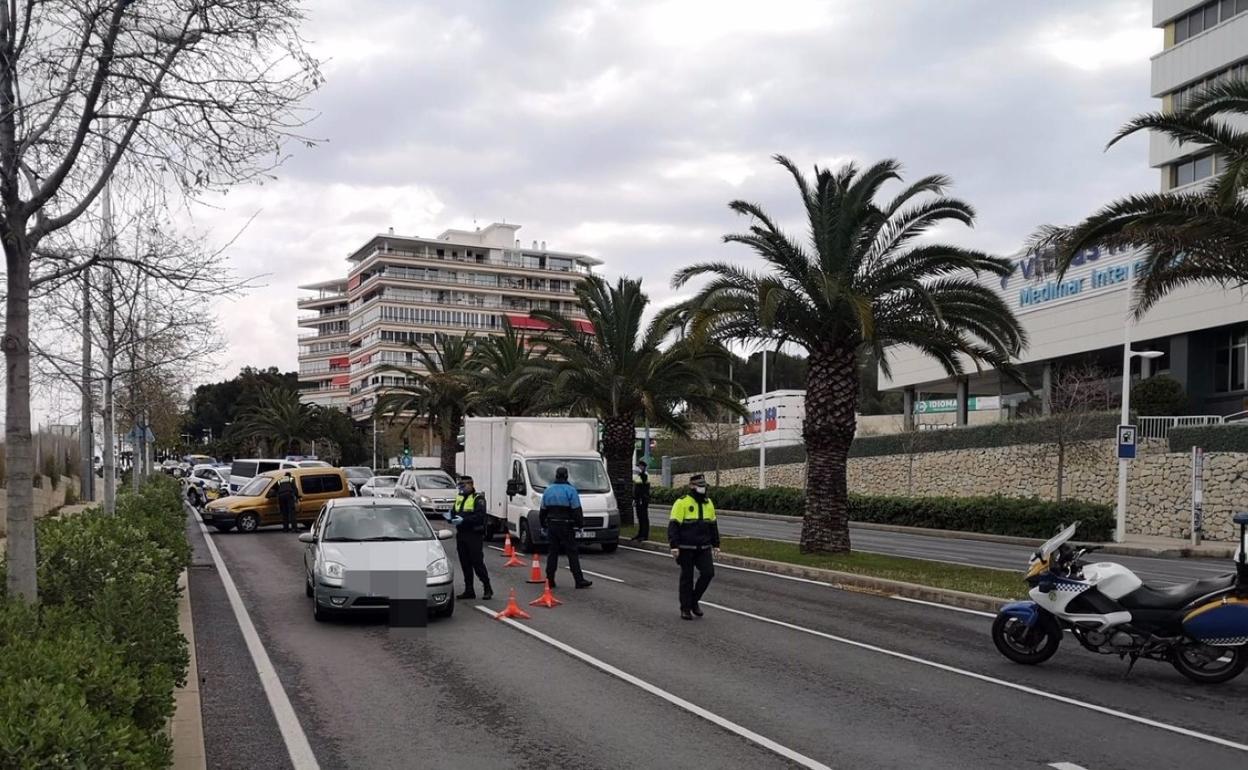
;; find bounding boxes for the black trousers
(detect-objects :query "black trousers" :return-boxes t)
[456,529,491,594]
[279,497,297,530]
[634,499,650,539]
[546,523,585,584]
[678,548,715,610]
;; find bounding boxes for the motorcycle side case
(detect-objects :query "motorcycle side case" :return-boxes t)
[1183,597,1248,646]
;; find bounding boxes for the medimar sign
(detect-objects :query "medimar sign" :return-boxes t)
[997,244,1149,315]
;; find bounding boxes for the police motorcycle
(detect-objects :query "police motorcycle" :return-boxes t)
[992,514,1248,684]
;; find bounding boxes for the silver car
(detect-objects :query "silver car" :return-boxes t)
[300,498,457,621]
[359,475,400,497]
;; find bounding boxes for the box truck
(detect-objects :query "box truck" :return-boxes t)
[462,416,620,553]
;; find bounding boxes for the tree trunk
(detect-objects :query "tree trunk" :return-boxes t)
[800,343,858,554]
[439,412,461,477]
[102,272,116,514]
[80,271,94,503]
[602,414,635,527]
[3,236,37,601]
[1055,441,1065,503]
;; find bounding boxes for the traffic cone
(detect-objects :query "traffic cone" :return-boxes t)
[501,532,515,558]
[494,588,531,620]
[503,550,527,568]
[529,580,563,608]
[526,554,545,584]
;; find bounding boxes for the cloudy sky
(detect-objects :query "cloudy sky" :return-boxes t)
[193,0,1160,385]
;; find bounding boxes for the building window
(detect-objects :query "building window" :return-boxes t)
[1170,152,1218,188]
[1175,0,1248,43]
[1215,327,1248,392]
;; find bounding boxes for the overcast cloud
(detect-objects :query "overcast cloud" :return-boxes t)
[181,0,1159,395]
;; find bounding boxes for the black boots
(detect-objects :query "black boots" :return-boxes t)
[482,586,493,600]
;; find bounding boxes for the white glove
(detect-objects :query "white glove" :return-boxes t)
[713,547,721,559]
[670,548,679,559]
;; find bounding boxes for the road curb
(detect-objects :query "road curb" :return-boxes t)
[716,513,1237,560]
[171,568,207,770]
[627,540,1008,614]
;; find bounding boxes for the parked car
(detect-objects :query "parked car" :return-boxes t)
[185,464,231,507]
[394,469,458,518]
[359,475,400,498]
[228,458,304,494]
[202,467,352,533]
[343,466,374,494]
[300,497,456,621]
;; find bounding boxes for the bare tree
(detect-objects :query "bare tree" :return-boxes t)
[1045,364,1116,502]
[0,1,319,601]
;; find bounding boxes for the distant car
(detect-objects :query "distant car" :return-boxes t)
[394,469,458,518]
[359,475,399,498]
[300,498,456,621]
[343,466,374,493]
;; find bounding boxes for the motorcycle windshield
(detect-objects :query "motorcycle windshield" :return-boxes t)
[1040,521,1079,561]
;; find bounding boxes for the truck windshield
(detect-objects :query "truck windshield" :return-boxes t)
[527,459,611,493]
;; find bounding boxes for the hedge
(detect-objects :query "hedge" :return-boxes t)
[1169,423,1248,453]
[0,475,190,768]
[651,484,1114,541]
[669,412,1122,474]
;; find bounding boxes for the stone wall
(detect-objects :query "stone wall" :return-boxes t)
[673,440,1248,542]
[0,476,82,538]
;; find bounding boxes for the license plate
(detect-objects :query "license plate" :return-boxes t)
[575,530,594,539]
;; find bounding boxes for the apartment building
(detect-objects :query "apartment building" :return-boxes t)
[296,222,598,422]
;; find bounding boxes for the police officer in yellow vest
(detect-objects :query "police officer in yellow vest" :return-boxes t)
[668,474,720,620]
[446,475,493,601]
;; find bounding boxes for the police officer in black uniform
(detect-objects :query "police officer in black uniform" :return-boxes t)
[275,471,300,532]
[631,459,651,541]
[668,473,720,620]
[449,476,493,600]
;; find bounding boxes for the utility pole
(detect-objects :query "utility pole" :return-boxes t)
[758,347,768,489]
[79,270,94,502]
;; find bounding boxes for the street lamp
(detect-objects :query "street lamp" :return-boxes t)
[1116,346,1164,543]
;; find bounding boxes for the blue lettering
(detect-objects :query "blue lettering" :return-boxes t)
[1020,256,1035,280]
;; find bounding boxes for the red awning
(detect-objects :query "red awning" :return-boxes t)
[331,375,349,387]
[506,314,593,334]
[329,356,349,367]
[347,275,361,291]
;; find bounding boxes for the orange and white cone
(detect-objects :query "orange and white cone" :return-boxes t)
[501,532,515,558]
[530,580,563,608]
[494,588,532,620]
[503,549,527,568]
[526,554,545,584]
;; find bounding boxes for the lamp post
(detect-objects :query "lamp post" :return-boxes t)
[1116,345,1164,543]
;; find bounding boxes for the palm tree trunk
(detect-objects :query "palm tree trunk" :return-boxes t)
[602,414,635,527]
[439,410,461,477]
[800,343,857,554]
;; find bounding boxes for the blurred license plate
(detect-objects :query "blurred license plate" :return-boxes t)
[575,530,595,539]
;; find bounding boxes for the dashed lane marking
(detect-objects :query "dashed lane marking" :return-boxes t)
[889,595,998,618]
[618,545,835,587]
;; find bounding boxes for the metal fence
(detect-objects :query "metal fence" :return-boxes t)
[1138,414,1234,440]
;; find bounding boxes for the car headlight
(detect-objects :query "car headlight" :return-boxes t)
[321,560,345,585]
[418,495,433,506]
[428,556,449,579]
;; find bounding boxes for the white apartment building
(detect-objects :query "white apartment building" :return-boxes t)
[879,3,1248,421]
[297,222,598,421]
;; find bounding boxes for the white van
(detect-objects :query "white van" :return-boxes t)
[229,458,301,494]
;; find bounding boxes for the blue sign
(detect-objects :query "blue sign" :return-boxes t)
[1117,425,1137,460]
[401,455,413,469]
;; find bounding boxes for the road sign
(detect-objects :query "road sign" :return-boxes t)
[401,454,413,469]
[1117,424,1137,460]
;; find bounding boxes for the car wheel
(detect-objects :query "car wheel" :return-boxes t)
[313,592,332,622]
[483,516,498,543]
[433,593,455,619]
[601,543,619,554]
[519,520,534,554]
[214,524,235,533]
[236,512,260,533]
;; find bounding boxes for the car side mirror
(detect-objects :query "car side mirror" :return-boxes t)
[298,532,314,544]
[506,480,519,497]
[436,529,454,541]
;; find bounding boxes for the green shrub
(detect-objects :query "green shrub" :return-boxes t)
[668,412,1121,474]
[0,474,187,767]
[650,484,1114,540]
[1169,423,1248,453]
[1132,376,1188,416]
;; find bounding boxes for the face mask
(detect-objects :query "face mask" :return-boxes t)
[458,485,468,495]
[694,486,707,495]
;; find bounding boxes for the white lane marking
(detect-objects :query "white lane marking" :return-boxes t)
[619,545,835,587]
[195,516,320,769]
[487,545,625,582]
[890,595,997,618]
[700,601,1248,755]
[473,605,831,770]
[1049,763,1090,770]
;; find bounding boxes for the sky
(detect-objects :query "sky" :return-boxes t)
[187,0,1161,390]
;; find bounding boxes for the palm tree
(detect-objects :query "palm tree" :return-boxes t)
[675,155,1026,554]
[532,275,741,526]
[235,386,319,456]
[373,333,478,476]
[1042,80,1248,313]
[471,319,551,416]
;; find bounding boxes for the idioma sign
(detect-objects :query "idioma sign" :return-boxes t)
[997,244,1149,314]
[914,396,1001,414]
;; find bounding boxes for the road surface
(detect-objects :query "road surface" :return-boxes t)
[186,508,1248,770]
[716,515,1234,586]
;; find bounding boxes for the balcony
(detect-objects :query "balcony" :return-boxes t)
[357,266,582,296]
[297,291,348,308]
[298,308,349,326]
[352,247,594,278]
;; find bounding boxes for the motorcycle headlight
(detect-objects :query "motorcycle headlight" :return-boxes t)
[428,557,449,579]
[321,560,345,585]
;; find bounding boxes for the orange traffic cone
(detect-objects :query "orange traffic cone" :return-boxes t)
[529,580,563,608]
[494,588,532,620]
[503,549,527,568]
[501,532,515,558]
[526,554,545,584]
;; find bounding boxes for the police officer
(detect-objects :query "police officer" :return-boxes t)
[540,466,593,590]
[668,473,719,620]
[631,459,651,542]
[448,476,492,600]
[275,471,300,532]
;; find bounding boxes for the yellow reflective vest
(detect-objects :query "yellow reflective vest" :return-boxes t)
[667,494,719,550]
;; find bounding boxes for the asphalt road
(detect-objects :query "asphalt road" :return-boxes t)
[716,515,1236,586]
[187,507,1248,770]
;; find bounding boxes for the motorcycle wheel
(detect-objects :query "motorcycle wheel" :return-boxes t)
[1170,642,1248,684]
[991,612,1061,665]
